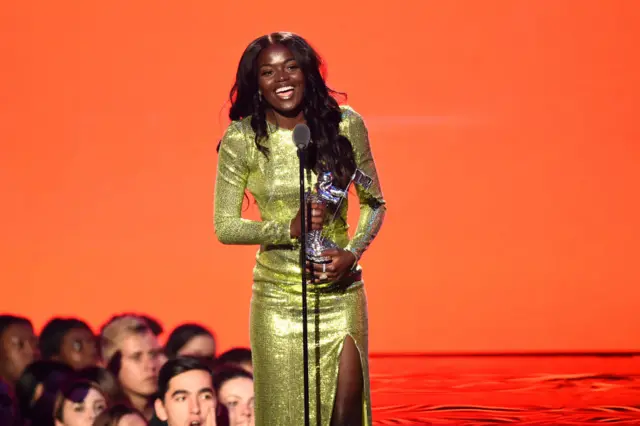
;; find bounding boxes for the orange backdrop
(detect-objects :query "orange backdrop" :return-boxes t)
[1,1,639,353]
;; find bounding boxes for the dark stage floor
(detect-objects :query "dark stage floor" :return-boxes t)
[369,354,640,425]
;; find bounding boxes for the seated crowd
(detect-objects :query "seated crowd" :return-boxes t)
[0,314,254,426]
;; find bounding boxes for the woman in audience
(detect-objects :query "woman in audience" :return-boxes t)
[53,380,108,426]
[0,377,19,426]
[14,360,74,423]
[93,403,148,426]
[213,365,254,426]
[76,366,124,404]
[39,317,98,370]
[216,348,252,373]
[0,315,40,386]
[164,324,216,360]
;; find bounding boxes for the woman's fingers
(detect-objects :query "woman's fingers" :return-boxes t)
[305,261,336,282]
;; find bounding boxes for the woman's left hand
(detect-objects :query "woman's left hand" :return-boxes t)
[306,248,356,283]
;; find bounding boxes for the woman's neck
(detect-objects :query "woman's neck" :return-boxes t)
[126,391,154,420]
[265,108,304,130]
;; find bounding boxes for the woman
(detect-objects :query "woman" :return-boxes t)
[53,380,108,426]
[164,323,216,360]
[213,365,254,426]
[76,366,124,404]
[93,403,147,426]
[14,360,74,424]
[214,32,385,425]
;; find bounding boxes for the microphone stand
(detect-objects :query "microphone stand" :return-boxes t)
[297,145,311,426]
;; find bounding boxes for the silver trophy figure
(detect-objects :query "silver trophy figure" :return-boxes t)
[305,169,373,264]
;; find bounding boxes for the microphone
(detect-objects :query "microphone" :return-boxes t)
[292,123,311,150]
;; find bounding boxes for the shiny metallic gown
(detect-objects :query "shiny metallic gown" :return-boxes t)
[214,106,386,426]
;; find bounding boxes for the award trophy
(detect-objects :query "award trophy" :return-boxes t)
[305,169,373,264]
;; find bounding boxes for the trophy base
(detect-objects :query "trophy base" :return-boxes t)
[306,253,333,264]
[305,238,338,264]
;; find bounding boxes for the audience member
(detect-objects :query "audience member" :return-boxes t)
[165,324,216,360]
[100,315,165,421]
[53,379,107,426]
[0,315,40,386]
[39,318,98,370]
[212,365,254,426]
[153,357,219,426]
[215,349,252,374]
[0,377,19,426]
[93,403,148,426]
[75,366,123,404]
[14,360,74,422]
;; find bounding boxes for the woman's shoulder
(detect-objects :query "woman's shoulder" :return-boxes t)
[339,104,367,128]
[219,116,254,155]
[339,104,361,120]
[224,115,254,137]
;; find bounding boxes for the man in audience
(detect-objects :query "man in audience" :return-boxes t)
[0,315,39,386]
[100,314,166,420]
[39,317,98,370]
[154,357,218,426]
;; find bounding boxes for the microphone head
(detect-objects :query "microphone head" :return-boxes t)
[292,123,311,149]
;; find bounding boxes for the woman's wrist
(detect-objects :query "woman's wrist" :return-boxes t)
[345,248,359,270]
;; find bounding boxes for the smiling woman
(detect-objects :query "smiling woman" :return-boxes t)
[214,32,386,426]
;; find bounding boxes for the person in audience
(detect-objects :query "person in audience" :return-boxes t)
[100,315,165,421]
[213,365,254,426]
[39,317,98,370]
[138,315,164,339]
[153,357,219,426]
[14,360,74,423]
[75,366,123,404]
[0,377,19,426]
[164,324,216,360]
[215,348,252,374]
[53,379,108,426]
[93,403,148,426]
[0,314,40,386]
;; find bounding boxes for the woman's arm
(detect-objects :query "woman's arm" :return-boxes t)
[343,108,387,261]
[213,123,297,245]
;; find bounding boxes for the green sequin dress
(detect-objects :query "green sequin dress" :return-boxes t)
[214,105,386,426]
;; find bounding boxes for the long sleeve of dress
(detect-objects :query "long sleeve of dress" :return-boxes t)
[343,108,387,260]
[214,123,296,246]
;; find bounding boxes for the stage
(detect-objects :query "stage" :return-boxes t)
[370,354,640,425]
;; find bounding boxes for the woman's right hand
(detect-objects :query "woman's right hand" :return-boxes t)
[290,202,326,238]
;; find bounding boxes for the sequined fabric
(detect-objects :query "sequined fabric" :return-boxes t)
[214,106,385,426]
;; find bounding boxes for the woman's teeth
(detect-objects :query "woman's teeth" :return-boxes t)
[275,86,295,99]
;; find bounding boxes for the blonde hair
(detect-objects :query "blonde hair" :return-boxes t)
[99,315,151,366]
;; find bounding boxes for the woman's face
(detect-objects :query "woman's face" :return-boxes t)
[0,323,39,383]
[59,328,98,370]
[58,388,107,426]
[177,334,216,358]
[218,377,254,426]
[257,44,305,116]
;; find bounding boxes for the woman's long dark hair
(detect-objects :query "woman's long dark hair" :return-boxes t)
[227,32,356,188]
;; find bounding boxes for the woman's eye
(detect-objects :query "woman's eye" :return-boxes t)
[261,70,273,76]
[73,341,83,351]
[73,404,85,413]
